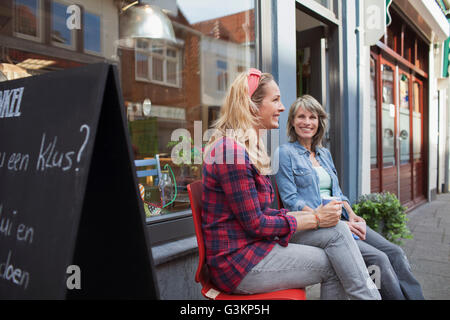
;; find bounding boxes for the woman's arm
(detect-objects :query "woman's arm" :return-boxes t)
[287,212,317,231]
[288,202,342,231]
[275,146,307,211]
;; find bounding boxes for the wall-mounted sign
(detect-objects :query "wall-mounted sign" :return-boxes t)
[364,0,388,46]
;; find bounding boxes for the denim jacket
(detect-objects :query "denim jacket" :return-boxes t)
[275,141,350,220]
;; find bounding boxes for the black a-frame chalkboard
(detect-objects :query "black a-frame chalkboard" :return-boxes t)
[0,63,159,299]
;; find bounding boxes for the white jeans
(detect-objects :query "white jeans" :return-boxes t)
[234,221,381,300]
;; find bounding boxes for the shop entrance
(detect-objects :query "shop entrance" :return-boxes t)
[370,52,427,208]
[296,10,328,106]
[295,4,342,179]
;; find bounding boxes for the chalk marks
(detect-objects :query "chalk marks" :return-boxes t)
[0,123,91,174]
[0,204,34,290]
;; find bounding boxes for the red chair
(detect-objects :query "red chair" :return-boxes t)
[187,180,306,300]
[274,180,284,209]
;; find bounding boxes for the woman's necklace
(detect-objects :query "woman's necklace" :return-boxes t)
[310,152,320,167]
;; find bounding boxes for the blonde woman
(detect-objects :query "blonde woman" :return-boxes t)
[276,94,424,299]
[202,70,380,299]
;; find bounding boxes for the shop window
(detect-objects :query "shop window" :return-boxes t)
[412,81,422,160]
[416,40,428,72]
[297,47,311,96]
[2,0,256,242]
[51,1,75,49]
[126,0,256,224]
[403,27,414,63]
[14,0,42,41]
[381,64,395,167]
[84,11,102,54]
[399,74,410,164]
[135,39,181,87]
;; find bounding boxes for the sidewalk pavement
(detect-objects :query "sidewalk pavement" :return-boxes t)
[306,193,450,300]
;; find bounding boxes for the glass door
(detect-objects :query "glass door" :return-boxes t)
[398,70,412,203]
[412,76,425,202]
[380,59,398,197]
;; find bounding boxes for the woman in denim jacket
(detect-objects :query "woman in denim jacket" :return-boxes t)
[275,95,424,300]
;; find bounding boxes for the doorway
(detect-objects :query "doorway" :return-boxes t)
[296,10,327,106]
[370,52,426,207]
[295,4,342,179]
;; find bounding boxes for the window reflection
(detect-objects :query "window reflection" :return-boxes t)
[134,39,181,87]
[52,1,74,48]
[412,82,422,160]
[1,0,256,220]
[399,74,410,164]
[14,0,40,39]
[124,0,256,217]
[84,11,101,54]
[381,64,395,167]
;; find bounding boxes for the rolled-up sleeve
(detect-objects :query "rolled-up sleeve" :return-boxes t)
[275,146,306,211]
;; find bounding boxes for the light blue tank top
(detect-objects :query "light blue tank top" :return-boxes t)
[314,166,332,198]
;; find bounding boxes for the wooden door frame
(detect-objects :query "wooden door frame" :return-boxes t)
[370,50,383,192]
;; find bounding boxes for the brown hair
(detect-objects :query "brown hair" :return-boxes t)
[287,94,328,150]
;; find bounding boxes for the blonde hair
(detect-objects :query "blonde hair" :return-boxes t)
[207,70,274,174]
[287,95,328,150]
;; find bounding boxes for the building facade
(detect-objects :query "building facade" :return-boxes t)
[358,0,450,208]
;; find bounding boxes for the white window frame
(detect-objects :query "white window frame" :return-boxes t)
[13,0,43,42]
[51,0,76,50]
[83,10,103,56]
[135,39,182,88]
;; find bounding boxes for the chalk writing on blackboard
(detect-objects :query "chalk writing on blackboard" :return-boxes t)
[0,87,24,119]
[0,204,34,290]
[0,124,91,174]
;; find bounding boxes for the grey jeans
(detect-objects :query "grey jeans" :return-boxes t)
[234,221,381,300]
[356,226,424,300]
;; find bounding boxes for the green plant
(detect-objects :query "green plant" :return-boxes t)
[352,192,413,245]
[166,136,202,165]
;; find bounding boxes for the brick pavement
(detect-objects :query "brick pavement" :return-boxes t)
[401,193,450,300]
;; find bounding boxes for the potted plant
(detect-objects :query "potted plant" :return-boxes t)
[352,192,413,245]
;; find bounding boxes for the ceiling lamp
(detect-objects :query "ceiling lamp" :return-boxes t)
[119,1,176,44]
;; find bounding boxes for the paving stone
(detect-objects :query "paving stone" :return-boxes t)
[411,272,450,300]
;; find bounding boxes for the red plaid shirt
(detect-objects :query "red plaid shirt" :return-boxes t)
[202,137,297,293]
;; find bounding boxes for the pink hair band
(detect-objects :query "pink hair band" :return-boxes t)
[247,68,262,98]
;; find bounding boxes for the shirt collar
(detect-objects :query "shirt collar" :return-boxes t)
[293,141,322,156]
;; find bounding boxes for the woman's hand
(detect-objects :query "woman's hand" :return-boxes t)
[314,200,343,228]
[346,216,366,240]
[344,202,367,240]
